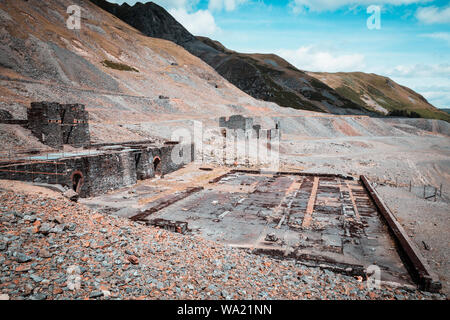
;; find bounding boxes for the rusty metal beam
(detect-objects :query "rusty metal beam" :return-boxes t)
[360,175,442,292]
[275,178,303,229]
[230,169,354,180]
[130,186,203,221]
[345,181,361,222]
[302,177,319,228]
[0,169,65,175]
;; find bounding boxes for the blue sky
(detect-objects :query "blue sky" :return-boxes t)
[109,1,450,108]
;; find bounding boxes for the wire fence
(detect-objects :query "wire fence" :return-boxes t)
[370,176,444,201]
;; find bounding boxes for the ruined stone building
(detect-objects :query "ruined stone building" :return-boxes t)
[27,102,90,149]
[219,115,281,140]
[218,115,281,165]
[0,102,194,197]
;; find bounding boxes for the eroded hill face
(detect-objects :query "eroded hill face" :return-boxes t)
[90,0,448,122]
[309,72,450,122]
[90,0,373,115]
[0,0,299,144]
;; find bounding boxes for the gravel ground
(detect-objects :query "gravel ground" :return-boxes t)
[377,185,450,296]
[0,187,445,300]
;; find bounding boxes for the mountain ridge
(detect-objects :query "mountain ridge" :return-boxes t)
[89,0,449,122]
[89,0,374,115]
[309,71,450,121]
[0,0,301,145]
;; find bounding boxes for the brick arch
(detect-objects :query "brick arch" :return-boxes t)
[70,170,84,193]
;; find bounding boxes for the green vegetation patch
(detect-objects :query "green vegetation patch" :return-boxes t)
[388,109,421,118]
[335,86,366,108]
[101,60,139,72]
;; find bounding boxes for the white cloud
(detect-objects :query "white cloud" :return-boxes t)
[208,0,246,12]
[276,46,365,72]
[366,64,450,108]
[110,0,198,10]
[387,63,450,78]
[416,6,450,24]
[290,0,432,13]
[420,32,450,44]
[420,90,450,108]
[169,8,219,36]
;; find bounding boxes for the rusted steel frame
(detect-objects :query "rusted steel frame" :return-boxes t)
[360,175,442,292]
[89,140,155,148]
[0,160,65,167]
[0,169,66,175]
[345,181,361,222]
[230,169,354,180]
[0,119,28,125]
[275,178,304,228]
[130,186,204,221]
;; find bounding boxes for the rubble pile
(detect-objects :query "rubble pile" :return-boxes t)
[0,189,444,300]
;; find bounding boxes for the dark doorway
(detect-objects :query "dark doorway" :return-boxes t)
[153,157,162,176]
[72,172,83,193]
[134,152,142,169]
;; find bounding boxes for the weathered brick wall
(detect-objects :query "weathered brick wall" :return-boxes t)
[28,102,64,149]
[219,115,254,131]
[0,143,195,197]
[83,152,137,197]
[27,102,90,149]
[61,104,90,147]
[134,143,194,179]
[135,147,155,180]
[0,160,69,186]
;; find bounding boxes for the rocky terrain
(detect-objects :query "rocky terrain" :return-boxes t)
[0,181,445,300]
[90,0,373,115]
[0,0,448,301]
[0,0,300,144]
[90,0,448,121]
[377,185,450,295]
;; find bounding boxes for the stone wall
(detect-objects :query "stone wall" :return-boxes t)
[60,104,90,147]
[28,102,64,149]
[219,115,281,139]
[219,115,254,131]
[27,102,90,149]
[0,152,137,197]
[0,143,195,197]
[135,143,194,179]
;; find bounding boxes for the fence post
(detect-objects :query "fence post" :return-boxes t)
[440,184,442,197]
[409,180,411,192]
[423,185,426,198]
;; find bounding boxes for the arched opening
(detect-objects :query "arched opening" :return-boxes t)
[153,156,162,176]
[71,171,84,193]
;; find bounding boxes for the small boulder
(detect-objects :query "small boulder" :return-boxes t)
[265,233,278,242]
[16,252,32,263]
[63,189,79,202]
[51,215,64,224]
[39,223,52,235]
[89,291,104,299]
[127,255,139,265]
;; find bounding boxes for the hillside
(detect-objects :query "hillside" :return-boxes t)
[0,0,448,150]
[0,0,299,145]
[90,0,372,115]
[309,72,450,122]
